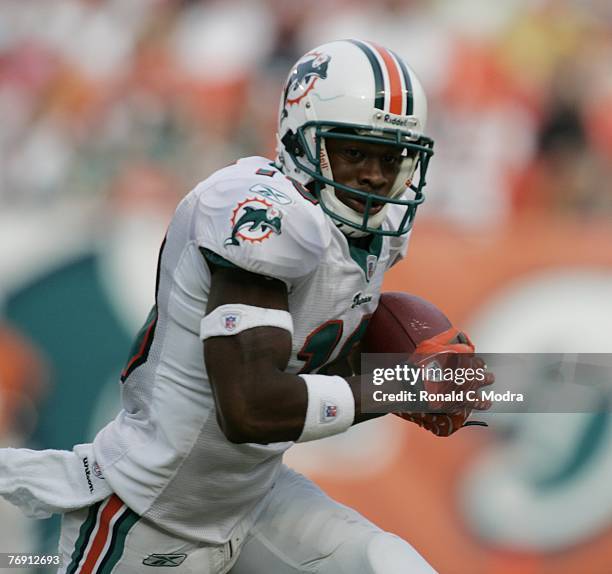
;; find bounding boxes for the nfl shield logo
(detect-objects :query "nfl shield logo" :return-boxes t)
[224,314,239,332]
[325,404,337,418]
[366,255,378,282]
[321,401,338,422]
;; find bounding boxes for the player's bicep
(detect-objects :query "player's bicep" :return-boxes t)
[206,265,290,315]
[204,264,292,371]
[203,265,293,437]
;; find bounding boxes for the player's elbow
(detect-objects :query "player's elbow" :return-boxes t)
[220,413,261,444]
[221,416,271,444]
[216,390,270,445]
[220,422,247,444]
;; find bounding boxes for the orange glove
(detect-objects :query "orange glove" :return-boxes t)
[395,327,493,436]
[412,326,475,357]
[396,410,472,437]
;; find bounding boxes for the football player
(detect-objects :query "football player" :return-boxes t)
[0,40,490,573]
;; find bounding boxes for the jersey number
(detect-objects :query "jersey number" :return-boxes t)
[298,316,371,374]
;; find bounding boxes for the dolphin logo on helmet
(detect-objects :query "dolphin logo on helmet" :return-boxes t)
[281,52,331,119]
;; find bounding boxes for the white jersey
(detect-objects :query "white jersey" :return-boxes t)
[92,156,411,543]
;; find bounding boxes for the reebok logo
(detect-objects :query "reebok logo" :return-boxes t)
[143,554,187,567]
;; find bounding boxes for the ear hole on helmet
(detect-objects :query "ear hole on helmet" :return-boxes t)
[281,130,305,157]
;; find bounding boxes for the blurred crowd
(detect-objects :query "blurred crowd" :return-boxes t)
[1,0,611,224]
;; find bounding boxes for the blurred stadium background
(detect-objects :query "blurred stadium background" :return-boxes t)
[1,0,611,572]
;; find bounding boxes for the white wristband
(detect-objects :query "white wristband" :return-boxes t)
[297,374,355,443]
[200,304,293,340]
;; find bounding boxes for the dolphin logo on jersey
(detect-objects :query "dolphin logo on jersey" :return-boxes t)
[225,198,283,246]
[281,52,331,119]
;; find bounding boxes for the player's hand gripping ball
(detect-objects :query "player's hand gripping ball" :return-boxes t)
[363,292,493,436]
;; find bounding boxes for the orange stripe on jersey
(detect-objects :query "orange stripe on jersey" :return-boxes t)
[372,43,403,115]
[79,495,124,574]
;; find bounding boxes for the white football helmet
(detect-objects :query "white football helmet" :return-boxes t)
[276,39,434,237]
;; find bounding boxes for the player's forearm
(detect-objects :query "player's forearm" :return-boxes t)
[219,371,382,444]
[212,366,308,444]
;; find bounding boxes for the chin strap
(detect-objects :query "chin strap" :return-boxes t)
[335,220,370,238]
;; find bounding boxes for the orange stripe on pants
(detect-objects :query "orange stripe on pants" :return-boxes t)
[79,495,124,574]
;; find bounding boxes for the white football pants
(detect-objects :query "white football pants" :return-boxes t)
[57,465,436,573]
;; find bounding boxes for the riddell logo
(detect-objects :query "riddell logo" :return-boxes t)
[320,148,329,171]
[82,457,94,493]
[383,114,411,127]
[375,112,418,130]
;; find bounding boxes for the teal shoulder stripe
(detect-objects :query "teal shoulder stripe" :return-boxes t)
[200,247,239,270]
[66,501,102,574]
[97,507,140,574]
[288,177,318,205]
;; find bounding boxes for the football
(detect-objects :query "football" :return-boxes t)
[363,292,452,354]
